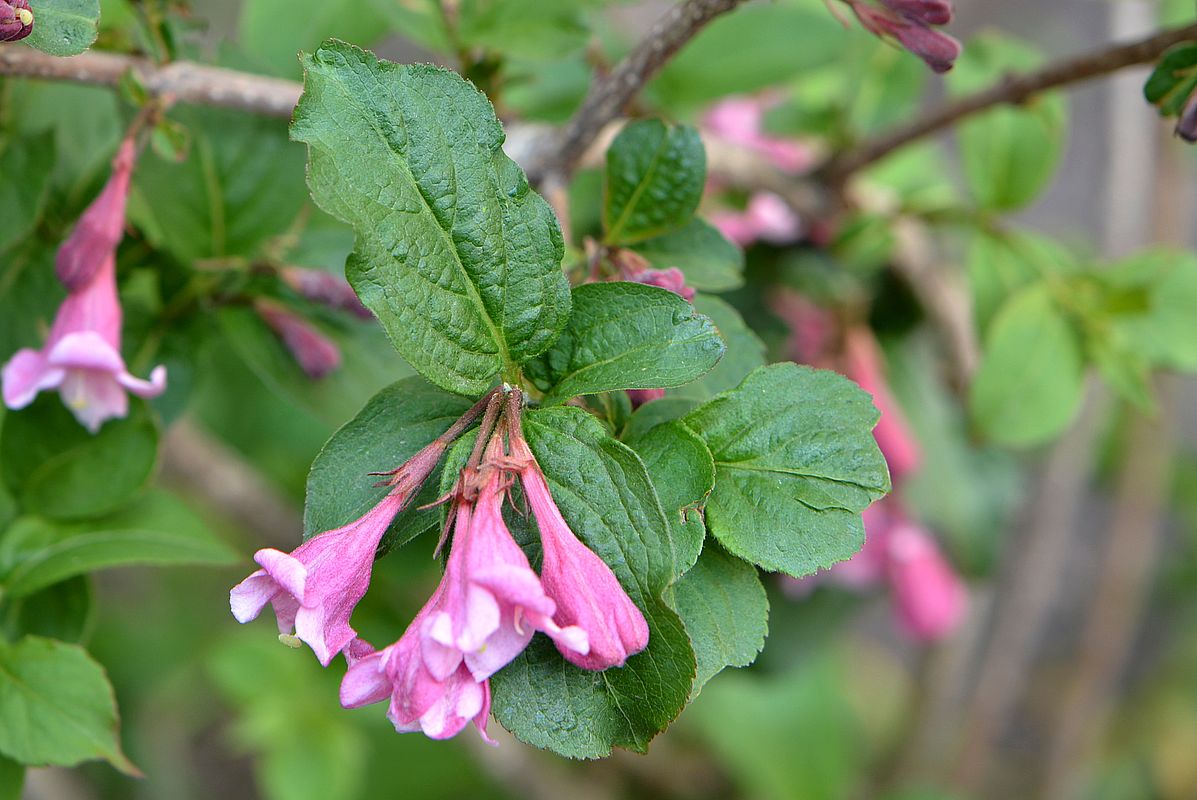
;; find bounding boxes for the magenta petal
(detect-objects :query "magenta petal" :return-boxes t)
[419,666,485,740]
[253,548,308,602]
[59,370,128,434]
[229,570,279,623]
[340,646,393,708]
[295,602,357,667]
[2,349,64,409]
[46,331,125,373]
[886,523,968,641]
[116,364,167,398]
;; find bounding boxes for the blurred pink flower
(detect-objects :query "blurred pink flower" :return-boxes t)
[886,519,968,641]
[628,266,696,302]
[1,255,166,432]
[255,299,343,380]
[626,388,666,407]
[0,0,33,42]
[842,326,921,483]
[281,267,373,320]
[511,433,650,671]
[704,96,815,174]
[711,192,803,247]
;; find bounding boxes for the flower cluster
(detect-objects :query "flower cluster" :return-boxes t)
[0,0,32,42]
[775,292,967,641]
[2,136,167,433]
[230,388,649,742]
[841,0,961,73]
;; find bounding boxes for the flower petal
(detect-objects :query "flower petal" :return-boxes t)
[2,348,64,409]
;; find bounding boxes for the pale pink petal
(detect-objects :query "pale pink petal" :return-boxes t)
[59,370,128,434]
[340,647,393,708]
[253,548,308,602]
[116,364,167,398]
[46,331,125,372]
[229,570,279,623]
[2,349,64,409]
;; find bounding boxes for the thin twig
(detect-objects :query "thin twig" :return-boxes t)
[0,47,301,116]
[526,0,748,184]
[825,20,1197,181]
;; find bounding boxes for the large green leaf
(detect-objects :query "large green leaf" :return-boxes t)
[25,0,99,57]
[0,636,136,774]
[303,376,476,552]
[603,119,705,245]
[490,406,699,757]
[291,41,570,394]
[682,363,890,577]
[969,285,1084,446]
[671,544,767,697]
[0,576,93,643]
[668,295,766,402]
[1103,248,1197,371]
[950,36,1066,211]
[628,217,745,292]
[966,228,1076,331]
[525,282,724,405]
[0,753,22,800]
[238,0,391,77]
[0,396,158,521]
[0,491,235,598]
[0,135,55,255]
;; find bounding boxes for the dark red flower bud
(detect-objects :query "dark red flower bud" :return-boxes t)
[0,0,33,42]
[880,0,953,26]
[255,300,343,380]
[1176,93,1197,143]
[280,267,373,320]
[892,24,961,73]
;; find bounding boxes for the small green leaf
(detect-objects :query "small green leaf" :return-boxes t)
[671,544,767,697]
[304,376,475,552]
[0,491,235,598]
[0,396,158,521]
[603,119,705,245]
[969,285,1085,446]
[1103,249,1197,370]
[526,282,725,405]
[950,36,1067,211]
[0,636,137,775]
[292,41,570,394]
[966,228,1076,331]
[683,363,890,577]
[1144,42,1197,116]
[668,295,766,402]
[25,0,99,57]
[628,218,745,292]
[491,406,699,758]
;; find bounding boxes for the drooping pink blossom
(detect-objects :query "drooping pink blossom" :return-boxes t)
[255,299,343,380]
[771,290,836,366]
[842,326,921,483]
[56,137,136,291]
[704,96,815,174]
[711,192,803,247]
[886,519,968,641]
[843,0,961,73]
[340,609,497,743]
[510,434,649,671]
[0,0,33,42]
[781,498,890,598]
[230,438,453,666]
[628,266,696,303]
[1,255,166,433]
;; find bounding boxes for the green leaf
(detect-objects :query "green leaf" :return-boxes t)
[603,119,706,245]
[0,396,158,521]
[525,282,725,405]
[0,491,235,598]
[1144,42,1197,116]
[969,285,1085,446]
[0,753,23,800]
[238,0,391,77]
[490,406,698,758]
[671,544,767,697]
[0,135,55,255]
[457,0,591,61]
[0,636,137,774]
[1103,248,1197,370]
[683,363,890,577]
[966,228,1076,331]
[1,576,93,643]
[127,108,307,264]
[668,295,766,402]
[291,42,570,395]
[950,36,1067,211]
[25,0,99,57]
[628,217,745,292]
[304,376,475,552]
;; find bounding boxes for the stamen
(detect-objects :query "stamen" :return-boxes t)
[278,633,302,648]
[17,8,32,25]
[513,607,526,635]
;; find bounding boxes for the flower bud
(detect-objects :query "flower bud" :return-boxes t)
[1176,93,1197,143]
[881,0,953,26]
[255,300,343,380]
[0,0,33,42]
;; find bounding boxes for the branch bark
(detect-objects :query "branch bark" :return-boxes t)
[825,20,1197,181]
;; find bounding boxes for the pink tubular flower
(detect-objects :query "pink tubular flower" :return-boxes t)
[255,299,343,380]
[711,192,803,247]
[281,267,373,320]
[842,327,921,483]
[229,437,453,666]
[510,435,650,671]
[56,138,136,291]
[886,520,968,641]
[704,96,815,174]
[627,388,666,407]
[1,255,166,433]
[0,0,33,42]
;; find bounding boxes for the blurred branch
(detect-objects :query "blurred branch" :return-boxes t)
[0,47,301,116]
[160,419,302,547]
[825,20,1197,181]
[526,0,748,186]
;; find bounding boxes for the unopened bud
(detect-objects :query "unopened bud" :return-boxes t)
[0,0,33,42]
[255,300,343,380]
[1176,93,1197,143]
[881,0,953,26]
